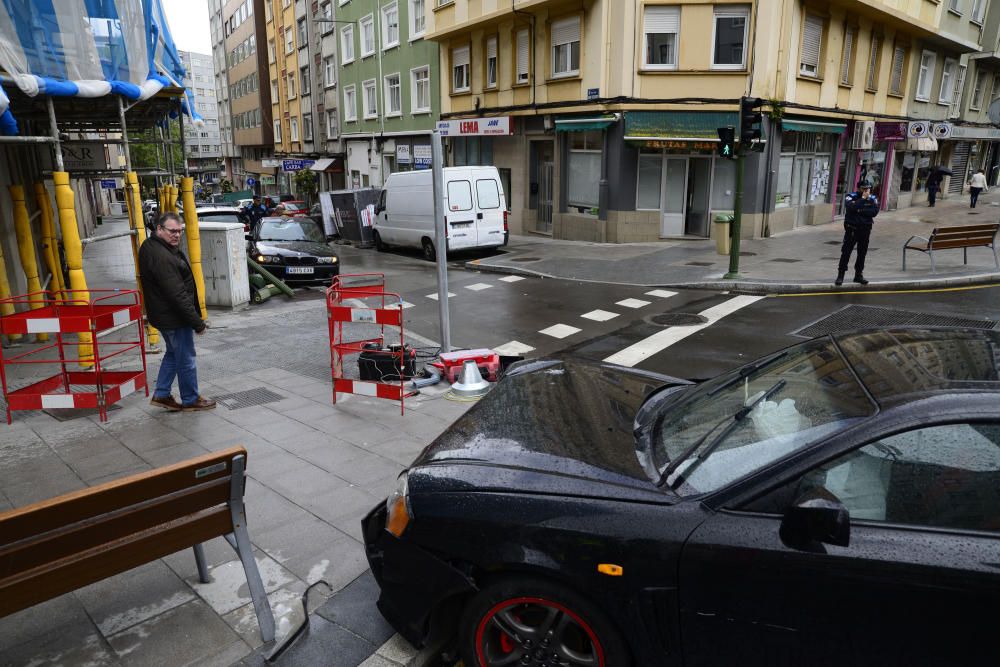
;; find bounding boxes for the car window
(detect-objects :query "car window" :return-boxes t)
[198,213,243,223]
[447,180,473,211]
[258,219,325,242]
[476,179,501,209]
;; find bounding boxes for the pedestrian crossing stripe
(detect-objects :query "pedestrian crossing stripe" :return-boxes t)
[426,292,457,300]
[498,275,526,283]
[645,290,677,298]
[616,298,651,309]
[493,341,535,355]
[581,309,619,322]
[539,324,581,339]
[464,283,493,291]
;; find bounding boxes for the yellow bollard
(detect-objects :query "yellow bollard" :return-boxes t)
[0,239,18,341]
[125,172,159,346]
[9,185,48,342]
[157,186,166,218]
[34,182,65,302]
[180,177,208,319]
[53,172,93,366]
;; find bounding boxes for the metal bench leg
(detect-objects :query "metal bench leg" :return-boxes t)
[993,244,999,268]
[929,249,936,274]
[902,247,907,271]
[964,247,968,265]
[227,455,276,643]
[193,543,211,584]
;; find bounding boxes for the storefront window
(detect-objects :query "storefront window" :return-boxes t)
[453,137,494,166]
[776,155,794,208]
[915,155,932,192]
[637,149,662,210]
[858,151,886,192]
[568,131,602,210]
[900,153,916,192]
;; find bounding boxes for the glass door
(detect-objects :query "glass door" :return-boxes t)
[792,155,812,227]
[661,157,687,237]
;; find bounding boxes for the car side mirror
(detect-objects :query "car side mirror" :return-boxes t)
[780,488,850,548]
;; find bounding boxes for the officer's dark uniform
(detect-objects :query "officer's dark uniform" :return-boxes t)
[837,182,879,285]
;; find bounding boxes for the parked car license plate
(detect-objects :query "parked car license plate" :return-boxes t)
[286,267,314,274]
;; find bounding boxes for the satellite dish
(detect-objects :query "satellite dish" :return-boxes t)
[989,98,1000,125]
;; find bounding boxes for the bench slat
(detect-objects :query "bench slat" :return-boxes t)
[930,238,995,250]
[931,223,1000,234]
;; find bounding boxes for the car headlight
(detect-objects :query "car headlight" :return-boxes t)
[385,473,412,537]
[317,256,338,264]
[256,254,281,264]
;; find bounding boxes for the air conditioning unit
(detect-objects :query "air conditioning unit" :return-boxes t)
[851,121,875,150]
[932,122,953,139]
[907,121,929,138]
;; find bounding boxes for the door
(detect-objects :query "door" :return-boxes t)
[685,157,712,237]
[445,178,477,250]
[660,157,687,237]
[792,155,812,227]
[537,162,554,233]
[474,176,506,247]
[679,422,1000,667]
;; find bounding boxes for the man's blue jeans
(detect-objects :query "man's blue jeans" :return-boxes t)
[154,328,199,405]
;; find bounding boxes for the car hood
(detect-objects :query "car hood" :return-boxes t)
[255,240,336,257]
[411,358,691,494]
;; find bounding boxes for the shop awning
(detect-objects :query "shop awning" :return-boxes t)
[309,157,345,173]
[782,119,847,134]
[906,136,938,152]
[624,111,739,141]
[554,116,618,132]
[310,158,335,171]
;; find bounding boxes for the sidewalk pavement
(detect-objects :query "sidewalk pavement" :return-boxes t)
[469,192,1000,293]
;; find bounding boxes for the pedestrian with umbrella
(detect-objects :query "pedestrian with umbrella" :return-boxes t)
[926,166,952,207]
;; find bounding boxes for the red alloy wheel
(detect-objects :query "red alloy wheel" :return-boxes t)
[474,596,605,667]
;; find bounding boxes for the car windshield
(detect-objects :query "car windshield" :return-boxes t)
[283,202,305,212]
[655,337,875,496]
[258,219,324,242]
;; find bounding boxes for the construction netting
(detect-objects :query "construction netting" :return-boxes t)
[0,0,203,135]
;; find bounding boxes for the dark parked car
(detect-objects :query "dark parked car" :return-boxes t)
[248,216,339,284]
[363,328,1000,667]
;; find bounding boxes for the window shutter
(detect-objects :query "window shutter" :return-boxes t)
[840,27,854,84]
[517,30,529,79]
[644,6,679,34]
[453,46,470,67]
[551,17,580,47]
[889,47,905,93]
[487,37,497,59]
[800,15,823,71]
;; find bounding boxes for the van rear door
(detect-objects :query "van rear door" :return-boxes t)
[445,179,477,250]
[473,175,505,247]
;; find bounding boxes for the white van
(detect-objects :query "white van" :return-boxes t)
[373,166,508,260]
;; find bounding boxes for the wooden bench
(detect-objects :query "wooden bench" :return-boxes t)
[0,446,275,642]
[903,223,1000,273]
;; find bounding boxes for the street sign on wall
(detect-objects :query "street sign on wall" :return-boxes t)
[282,159,315,172]
[436,117,513,136]
[100,179,117,189]
[396,145,411,164]
[413,145,432,169]
[262,158,281,168]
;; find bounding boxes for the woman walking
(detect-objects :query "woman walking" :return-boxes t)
[968,169,988,208]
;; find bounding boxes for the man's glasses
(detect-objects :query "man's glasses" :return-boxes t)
[163,227,183,235]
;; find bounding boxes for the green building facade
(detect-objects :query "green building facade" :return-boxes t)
[335,0,439,187]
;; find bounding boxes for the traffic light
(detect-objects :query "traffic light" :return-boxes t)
[739,97,763,150]
[717,126,736,159]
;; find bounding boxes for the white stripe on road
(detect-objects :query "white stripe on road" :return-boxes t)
[539,324,581,339]
[464,283,493,291]
[603,295,765,368]
[498,275,526,283]
[493,341,535,355]
[426,292,456,300]
[581,309,619,322]
[645,289,678,298]
[616,298,651,309]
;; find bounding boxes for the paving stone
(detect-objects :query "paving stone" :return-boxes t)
[315,571,396,647]
[2,465,85,507]
[0,592,90,649]
[256,514,365,587]
[263,614,376,667]
[75,560,195,635]
[161,536,238,581]
[222,581,310,650]
[188,551,299,616]
[135,440,212,467]
[358,655,406,667]
[1,618,117,666]
[376,633,421,665]
[60,445,149,483]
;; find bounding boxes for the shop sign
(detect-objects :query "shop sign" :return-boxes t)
[100,179,117,189]
[437,117,512,136]
[951,126,1000,140]
[641,140,718,152]
[262,158,281,168]
[396,145,411,164]
[875,122,906,142]
[624,111,738,140]
[260,175,276,185]
[413,145,432,169]
[63,143,108,171]
[282,159,315,172]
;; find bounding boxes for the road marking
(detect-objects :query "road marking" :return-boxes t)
[464,283,493,291]
[398,301,415,309]
[778,283,1000,297]
[604,295,766,367]
[494,341,535,355]
[426,292,456,300]
[499,275,526,283]
[581,309,619,322]
[539,324,582,339]
[645,289,678,299]
[616,298,651,309]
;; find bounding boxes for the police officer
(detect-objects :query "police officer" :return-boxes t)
[836,179,879,286]
[243,195,268,224]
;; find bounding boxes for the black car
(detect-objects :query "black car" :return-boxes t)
[248,216,339,284]
[363,328,1000,667]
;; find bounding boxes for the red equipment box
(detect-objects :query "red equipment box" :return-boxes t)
[431,349,501,383]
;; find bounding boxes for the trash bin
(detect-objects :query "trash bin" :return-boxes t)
[713,214,734,255]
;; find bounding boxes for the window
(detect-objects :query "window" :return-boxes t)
[551,16,581,77]
[327,110,337,137]
[290,117,299,142]
[840,25,855,85]
[476,179,502,209]
[948,0,963,14]
[940,58,958,104]
[866,33,881,90]
[268,39,276,64]
[285,27,294,54]
[411,0,426,37]
[516,29,530,83]
[341,25,355,63]
[916,50,936,101]
[486,37,498,88]
[360,15,375,56]
[950,64,967,117]
[712,5,750,69]
[447,181,474,211]
[799,14,823,77]
[889,46,905,95]
[300,66,310,96]
[452,46,470,92]
[971,70,987,109]
[271,78,279,99]
[324,56,336,87]
[972,0,987,23]
[636,149,662,210]
[411,66,431,112]
[991,73,1000,104]
[385,73,401,115]
[321,2,333,33]
[273,119,282,142]
[287,72,296,99]
[568,131,602,210]
[344,84,357,121]
[382,1,400,49]
[363,79,377,118]
[643,5,679,69]
[297,18,307,47]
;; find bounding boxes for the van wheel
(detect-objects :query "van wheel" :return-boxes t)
[373,231,387,252]
[422,239,436,262]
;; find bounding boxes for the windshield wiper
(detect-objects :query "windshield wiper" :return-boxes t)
[706,351,788,397]
[656,379,787,489]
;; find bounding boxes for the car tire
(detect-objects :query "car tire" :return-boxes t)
[422,238,436,262]
[374,231,387,252]
[458,577,630,667]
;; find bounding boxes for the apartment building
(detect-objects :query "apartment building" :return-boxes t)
[315,1,347,190]
[427,1,990,243]
[335,0,440,188]
[953,0,1000,190]
[209,0,238,182]
[179,51,222,187]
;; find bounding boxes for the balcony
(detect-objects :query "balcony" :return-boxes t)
[428,0,587,40]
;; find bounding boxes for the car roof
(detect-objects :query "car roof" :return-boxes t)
[833,328,1000,405]
[196,206,244,214]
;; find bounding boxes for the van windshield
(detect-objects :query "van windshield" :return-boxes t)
[447,181,473,211]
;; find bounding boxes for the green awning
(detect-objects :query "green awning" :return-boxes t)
[624,111,739,140]
[782,119,847,134]
[554,116,617,132]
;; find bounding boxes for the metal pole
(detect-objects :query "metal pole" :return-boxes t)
[431,130,451,353]
[117,96,133,172]
[46,97,64,172]
[177,99,190,177]
[725,152,745,279]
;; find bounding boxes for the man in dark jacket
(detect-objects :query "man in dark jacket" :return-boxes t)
[836,179,879,286]
[243,195,268,224]
[139,213,216,411]
[926,169,944,207]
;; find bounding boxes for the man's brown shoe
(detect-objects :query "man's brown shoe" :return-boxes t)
[182,396,217,411]
[150,395,182,411]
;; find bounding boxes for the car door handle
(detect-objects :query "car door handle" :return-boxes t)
[477,212,483,219]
